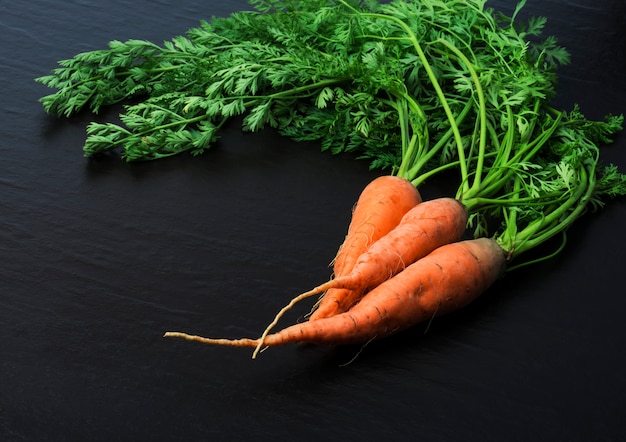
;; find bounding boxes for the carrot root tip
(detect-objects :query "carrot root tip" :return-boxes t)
[164,331,259,348]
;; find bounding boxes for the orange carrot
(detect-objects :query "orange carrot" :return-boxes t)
[331,175,422,276]
[257,197,468,345]
[164,238,506,356]
[310,175,422,320]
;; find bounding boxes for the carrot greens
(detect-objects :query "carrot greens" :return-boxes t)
[37,0,565,163]
[38,0,625,267]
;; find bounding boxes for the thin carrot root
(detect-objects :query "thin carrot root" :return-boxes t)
[251,283,332,358]
[164,331,258,348]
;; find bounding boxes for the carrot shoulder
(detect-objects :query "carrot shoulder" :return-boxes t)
[164,238,506,356]
[311,175,422,320]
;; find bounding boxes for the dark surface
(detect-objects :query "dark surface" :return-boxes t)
[2,1,625,440]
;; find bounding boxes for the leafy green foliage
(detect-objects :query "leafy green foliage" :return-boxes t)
[36,0,625,264]
[37,0,569,164]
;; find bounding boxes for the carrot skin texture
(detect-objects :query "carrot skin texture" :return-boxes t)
[311,175,422,320]
[164,238,506,350]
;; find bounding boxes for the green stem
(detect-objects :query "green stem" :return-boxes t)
[387,92,429,179]
[406,99,475,184]
[516,165,595,254]
[498,161,596,258]
[462,110,562,210]
[434,38,487,194]
[344,4,469,191]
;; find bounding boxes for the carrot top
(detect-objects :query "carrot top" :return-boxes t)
[37,0,626,265]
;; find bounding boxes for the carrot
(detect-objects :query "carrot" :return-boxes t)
[257,197,468,344]
[164,238,506,356]
[331,175,422,275]
[310,175,422,320]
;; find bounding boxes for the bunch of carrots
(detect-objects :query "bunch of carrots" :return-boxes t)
[35,0,626,358]
[164,25,626,357]
[165,119,625,358]
[162,3,625,358]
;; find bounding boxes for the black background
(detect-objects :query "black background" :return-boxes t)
[2,1,625,440]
